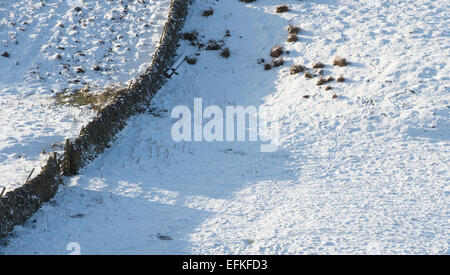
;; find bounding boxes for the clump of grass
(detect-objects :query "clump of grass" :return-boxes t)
[257,58,265,64]
[93,64,102,71]
[221,48,230,58]
[276,5,289,13]
[75,67,85,74]
[316,78,327,86]
[186,57,197,65]
[317,76,335,86]
[202,8,214,17]
[288,25,301,34]
[264,63,272,70]
[304,71,313,78]
[239,0,256,3]
[303,95,310,99]
[290,65,306,75]
[272,58,284,67]
[332,93,338,99]
[206,40,223,51]
[312,62,326,69]
[287,35,298,42]
[54,86,128,111]
[270,45,284,58]
[337,75,345,82]
[182,31,198,42]
[314,69,324,75]
[1,52,10,58]
[325,86,332,91]
[333,56,348,67]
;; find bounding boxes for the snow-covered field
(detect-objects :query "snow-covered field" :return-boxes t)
[0,0,170,191]
[2,0,449,254]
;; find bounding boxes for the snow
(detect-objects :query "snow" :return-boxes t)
[0,0,170,191]
[1,0,449,254]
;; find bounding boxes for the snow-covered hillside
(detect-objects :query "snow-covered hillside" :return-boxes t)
[2,0,449,254]
[0,0,170,191]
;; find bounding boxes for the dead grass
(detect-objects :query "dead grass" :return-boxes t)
[93,64,102,71]
[314,69,323,75]
[202,9,214,17]
[75,67,85,74]
[317,76,335,86]
[325,86,332,91]
[288,25,301,34]
[54,86,127,111]
[186,57,197,65]
[333,56,348,66]
[206,40,223,51]
[290,65,306,75]
[182,31,199,43]
[287,35,298,42]
[332,93,338,99]
[316,78,327,86]
[312,62,326,69]
[272,58,284,67]
[264,63,272,70]
[337,75,345,82]
[270,45,284,58]
[221,48,230,58]
[304,71,313,78]
[276,5,289,13]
